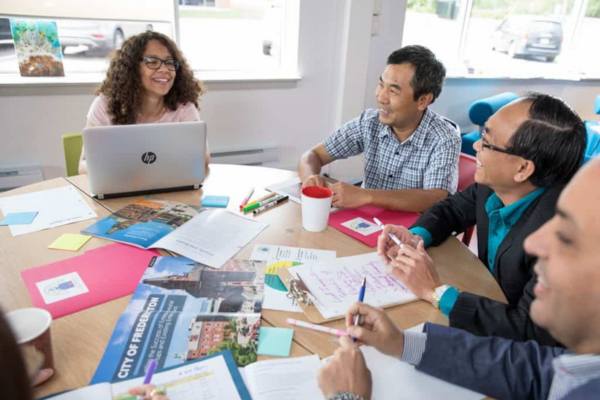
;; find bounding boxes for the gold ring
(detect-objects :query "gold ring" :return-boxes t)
[150,386,167,396]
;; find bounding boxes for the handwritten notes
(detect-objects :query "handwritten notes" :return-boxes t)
[290,253,417,319]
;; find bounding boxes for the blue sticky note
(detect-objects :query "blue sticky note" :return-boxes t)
[202,195,230,208]
[0,212,38,226]
[257,327,294,357]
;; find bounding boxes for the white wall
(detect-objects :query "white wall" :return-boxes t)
[2,0,600,182]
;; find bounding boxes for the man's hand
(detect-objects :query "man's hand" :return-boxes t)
[387,240,442,303]
[317,336,372,400]
[345,302,404,359]
[302,174,327,188]
[376,225,421,265]
[330,182,368,208]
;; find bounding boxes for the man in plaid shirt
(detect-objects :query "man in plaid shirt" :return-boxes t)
[298,45,460,212]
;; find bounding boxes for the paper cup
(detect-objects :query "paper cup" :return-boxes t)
[301,186,333,232]
[6,308,54,373]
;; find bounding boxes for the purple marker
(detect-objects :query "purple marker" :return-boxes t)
[137,360,158,400]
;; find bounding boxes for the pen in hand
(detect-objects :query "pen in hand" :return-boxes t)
[373,217,403,248]
[352,277,367,343]
[137,360,158,400]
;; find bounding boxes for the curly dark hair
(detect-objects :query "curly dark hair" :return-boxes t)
[96,31,205,125]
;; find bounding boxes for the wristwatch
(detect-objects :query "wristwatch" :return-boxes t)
[432,284,451,309]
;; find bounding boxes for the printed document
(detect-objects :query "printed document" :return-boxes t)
[46,351,251,400]
[0,186,97,236]
[240,355,325,400]
[83,199,268,268]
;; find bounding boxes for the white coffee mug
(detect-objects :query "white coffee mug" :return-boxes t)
[5,308,54,371]
[301,186,333,232]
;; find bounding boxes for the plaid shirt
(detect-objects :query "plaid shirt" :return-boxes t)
[323,108,461,194]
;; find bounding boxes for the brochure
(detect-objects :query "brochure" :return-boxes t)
[91,256,265,385]
[81,199,268,268]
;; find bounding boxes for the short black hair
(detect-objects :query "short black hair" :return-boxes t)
[386,45,446,104]
[506,93,587,188]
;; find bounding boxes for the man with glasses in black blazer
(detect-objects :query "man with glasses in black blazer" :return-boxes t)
[376,93,586,346]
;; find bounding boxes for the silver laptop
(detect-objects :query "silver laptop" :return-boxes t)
[83,121,206,199]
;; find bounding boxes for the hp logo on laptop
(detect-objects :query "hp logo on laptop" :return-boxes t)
[141,152,157,164]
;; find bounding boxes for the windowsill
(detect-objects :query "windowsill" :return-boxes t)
[446,73,600,82]
[0,70,302,88]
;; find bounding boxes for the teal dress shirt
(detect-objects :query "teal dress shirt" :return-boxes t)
[409,187,546,317]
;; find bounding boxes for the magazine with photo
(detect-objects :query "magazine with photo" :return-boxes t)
[81,199,268,268]
[91,256,265,385]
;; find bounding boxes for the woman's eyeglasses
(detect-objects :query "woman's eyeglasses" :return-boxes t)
[141,56,180,71]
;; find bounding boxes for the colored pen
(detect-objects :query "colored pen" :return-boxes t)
[136,360,158,400]
[244,194,282,212]
[352,277,367,342]
[286,318,348,337]
[244,192,277,209]
[239,187,255,209]
[253,195,289,215]
[374,217,403,248]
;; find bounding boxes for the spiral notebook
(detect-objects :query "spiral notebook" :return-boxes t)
[277,252,418,323]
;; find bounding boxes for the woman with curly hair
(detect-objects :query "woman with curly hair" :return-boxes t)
[79,31,208,174]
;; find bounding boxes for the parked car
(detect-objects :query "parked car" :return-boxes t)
[0,18,15,49]
[491,15,563,62]
[57,20,153,56]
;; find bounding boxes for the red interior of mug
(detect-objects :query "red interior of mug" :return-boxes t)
[301,186,333,199]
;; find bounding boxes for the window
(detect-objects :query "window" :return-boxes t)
[0,0,299,80]
[178,0,289,72]
[403,0,600,79]
[0,17,170,75]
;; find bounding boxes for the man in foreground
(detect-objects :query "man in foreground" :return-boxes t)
[318,158,600,400]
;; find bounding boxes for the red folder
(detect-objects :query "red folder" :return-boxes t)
[328,206,420,248]
[21,244,159,319]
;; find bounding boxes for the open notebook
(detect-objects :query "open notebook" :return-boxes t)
[43,351,250,400]
[279,252,418,322]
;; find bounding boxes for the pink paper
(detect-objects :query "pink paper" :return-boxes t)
[328,206,420,248]
[21,244,160,319]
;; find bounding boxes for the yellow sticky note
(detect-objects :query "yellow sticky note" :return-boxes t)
[48,234,92,252]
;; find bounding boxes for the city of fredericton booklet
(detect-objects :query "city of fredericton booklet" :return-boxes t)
[91,256,266,385]
[81,199,268,269]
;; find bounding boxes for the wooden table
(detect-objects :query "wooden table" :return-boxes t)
[1,165,506,398]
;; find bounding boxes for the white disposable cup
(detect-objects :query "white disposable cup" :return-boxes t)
[301,186,333,232]
[5,308,54,370]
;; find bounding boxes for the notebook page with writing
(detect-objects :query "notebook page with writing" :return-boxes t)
[109,351,250,400]
[290,253,417,319]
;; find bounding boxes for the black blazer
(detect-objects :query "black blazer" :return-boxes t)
[411,183,563,346]
[417,324,600,400]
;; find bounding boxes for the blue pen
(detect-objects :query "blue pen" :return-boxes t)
[137,360,158,400]
[352,277,367,342]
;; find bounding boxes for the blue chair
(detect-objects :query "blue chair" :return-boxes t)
[583,94,600,164]
[461,92,519,156]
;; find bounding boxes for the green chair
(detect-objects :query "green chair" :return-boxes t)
[62,133,83,177]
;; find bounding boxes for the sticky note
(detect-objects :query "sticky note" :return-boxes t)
[257,327,294,357]
[0,211,38,226]
[48,234,92,252]
[202,195,230,208]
